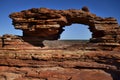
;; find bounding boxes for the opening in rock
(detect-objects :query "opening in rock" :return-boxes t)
[60,24,92,40]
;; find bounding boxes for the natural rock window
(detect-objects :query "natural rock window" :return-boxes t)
[0,7,120,80]
[60,24,92,40]
[9,7,120,46]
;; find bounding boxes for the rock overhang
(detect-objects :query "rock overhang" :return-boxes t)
[0,7,120,80]
[9,7,120,44]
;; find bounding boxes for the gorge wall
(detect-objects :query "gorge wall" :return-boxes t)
[0,7,120,80]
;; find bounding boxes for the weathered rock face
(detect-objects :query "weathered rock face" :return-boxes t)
[9,7,120,43]
[0,7,120,80]
[0,50,120,80]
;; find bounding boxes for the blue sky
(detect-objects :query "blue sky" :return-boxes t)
[0,0,120,39]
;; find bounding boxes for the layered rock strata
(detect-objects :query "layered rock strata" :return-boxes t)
[0,50,120,80]
[0,34,120,50]
[9,7,120,44]
[0,7,120,80]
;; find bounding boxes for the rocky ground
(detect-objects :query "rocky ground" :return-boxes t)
[0,49,120,80]
[0,7,120,80]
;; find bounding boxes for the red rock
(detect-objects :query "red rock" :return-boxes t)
[71,70,113,80]
[9,7,120,44]
[0,7,120,80]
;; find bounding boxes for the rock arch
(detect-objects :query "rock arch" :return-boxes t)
[60,24,92,40]
[9,7,120,43]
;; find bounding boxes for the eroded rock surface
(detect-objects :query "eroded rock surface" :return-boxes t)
[0,50,120,80]
[0,7,120,80]
[9,7,120,44]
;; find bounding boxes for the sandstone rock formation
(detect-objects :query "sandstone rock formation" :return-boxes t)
[0,7,120,80]
[9,7,120,44]
[0,50,120,80]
